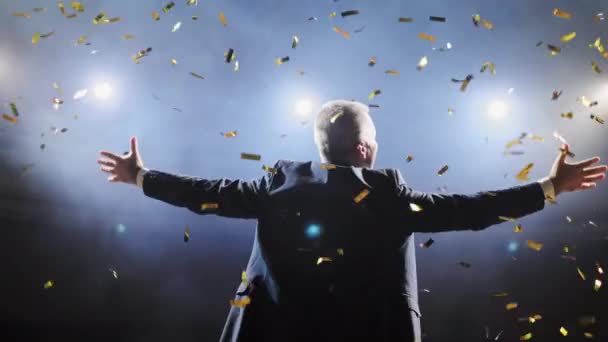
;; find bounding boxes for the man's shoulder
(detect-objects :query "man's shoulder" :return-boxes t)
[271,160,400,184]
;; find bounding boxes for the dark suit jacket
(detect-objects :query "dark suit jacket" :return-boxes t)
[142,160,546,342]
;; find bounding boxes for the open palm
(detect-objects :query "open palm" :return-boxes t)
[97,137,144,185]
[550,144,607,195]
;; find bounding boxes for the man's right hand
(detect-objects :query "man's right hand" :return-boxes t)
[97,136,145,185]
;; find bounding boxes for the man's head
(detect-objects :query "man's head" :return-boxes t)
[314,100,378,168]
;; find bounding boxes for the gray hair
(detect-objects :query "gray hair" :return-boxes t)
[313,100,376,164]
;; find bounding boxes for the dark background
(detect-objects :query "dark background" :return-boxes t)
[1,0,607,341]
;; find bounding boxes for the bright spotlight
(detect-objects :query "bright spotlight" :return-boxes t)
[94,82,112,99]
[294,99,313,117]
[488,100,507,120]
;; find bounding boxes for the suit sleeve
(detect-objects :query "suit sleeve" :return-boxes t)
[141,168,272,219]
[390,169,546,233]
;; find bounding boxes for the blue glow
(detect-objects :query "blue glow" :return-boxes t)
[507,241,519,253]
[305,224,321,238]
[116,223,127,234]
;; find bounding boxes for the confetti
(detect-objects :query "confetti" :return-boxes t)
[330,111,344,123]
[32,32,41,45]
[316,257,333,265]
[520,332,532,341]
[437,165,449,176]
[172,21,182,32]
[43,280,54,289]
[186,0,198,5]
[73,88,88,100]
[163,1,175,13]
[230,297,251,308]
[337,248,344,256]
[333,26,350,39]
[598,262,604,274]
[398,17,414,23]
[201,203,219,210]
[189,71,205,79]
[593,12,605,22]
[560,32,577,42]
[419,238,434,248]
[307,17,318,21]
[368,89,381,100]
[385,69,400,75]
[480,62,496,74]
[417,56,428,70]
[328,12,337,18]
[132,47,152,64]
[514,224,523,232]
[221,131,237,138]
[551,90,563,100]
[505,302,518,310]
[92,11,105,24]
[432,42,452,52]
[12,12,32,19]
[2,114,17,124]
[459,261,471,268]
[406,155,413,162]
[292,36,299,49]
[368,57,376,66]
[234,61,239,71]
[70,2,84,12]
[224,48,236,63]
[184,226,190,242]
[262,165,277,174]
[515,163,534,181]
[354,189,370,203]
[241,153,261,161]
[33,8,46,13]
[588,221,598,227]
[452,75,474,92]
[410,203,423,212]
[591,61,601,73]
[481,20,494,30]
[590,114,604,124]
[341,10,359,18]
[553,8,572,20]
[40,144,46,150]
[320,163,336,170]
[594,279,602,291]
[170,58,178,65]
[578,96,598,107]
[109,268,118,279]
[559,327,568,336]
[152,11,160,21]
[429,16,446,22]
[192,15,198,20]
[492,292,509,297]
[527,240,543,251]
[418,33,437,42]
[275,56,290,65]
[75,36,87,45]
[547,44,562,55]
[577,266,586,280]
[219,12,228,26]
[354,26,366,33]
[584,332,594,338]
[561,112,573,119]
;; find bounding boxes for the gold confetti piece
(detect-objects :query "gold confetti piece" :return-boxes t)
[192,15,199,20]
[590,114,604,124]
[320,163,336,170]
[122,34,135,40]
[275,56,290,65]
[552,90,563,100]
[230,297,251,308]
[262,165,277,174]
[437,165,449,176]
[492,292,508,297]
[33,8,46,13]
[452,75,474,92]
[409,203,423,212]
[186,0,198,5]
[418,33,436,42]
[172,21,182,32]
[2,114,17,124]
[472,14,481,26]
[40,31,54,39]
[481,20,494,30]
[58,1,66,15]
[429,16,446,22]
[184,226,190,242]
[70,2,84,12]
[104,16,121,23]
[354,189,370,203]
[553,8,572,20]
[241,153,261,161]
[163,1,175,13]
[152,11,160,21]
[516,163,534,181]
[316,257,333,265]
[584,332,594,338]
[419,238,434,248]
[578,96,599,107]
[528,314,543,323]
[520,332,532,341]
[561,112,573,119]
[598,262,604,274]
[560,327,568,336]
[577,266,586,280]
[368,57,376,66]
[368,89,381,100]
[593,279,602,291]
[292,35,299,49]
[447,108,454,115]
[201,203,219,210]
[591,61,601,73]
[224,48,236,63]
[333,26,350,39]
[530,135,543,142]
[32,32,41,45]
[110,269,118,279]
[219,12,228,26]
[527,240,543,251]
[9,103,19,117]
[330,111,344,123]
[341,10,360,18]
[417,56,428,70]
[12,12,32,19]
[336,248,344,256]
[222,130,237,138]
[505,302,518,310]
[43,280,54,289]
[92,11,105,24]
[547,44,561,55]
[398,17,413,23]
[170,58,178,65]
[241,271,248,285]
[328,12,337,18]
[66,13,77,18]
[234,61,239,71]
[76,36,87,45]
[385,69,400,75]
[560,31,576,42]
[189,71,205,79]
[406,155,413,162]
[514,224,523,232]
[480,62,496,74]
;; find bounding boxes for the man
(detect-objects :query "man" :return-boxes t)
[97,100,606,341]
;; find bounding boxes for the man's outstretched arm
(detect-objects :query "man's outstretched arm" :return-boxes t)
[396,145,607,233]
[97,137,268,219]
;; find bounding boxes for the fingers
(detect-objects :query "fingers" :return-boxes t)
[107,175,118,182]
[574,156,601,168]
[96,158,116,167]
[100,166,114,174]
[578,182,597,191]
[100,150,121,161]
[584,173,606,183]
[582,165,608,176]
[131,136,139,156]
[557,144,569,164]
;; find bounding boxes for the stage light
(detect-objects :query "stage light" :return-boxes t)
[94,82,112,99]
[305,224,321,238]
[488,100,507,120]
[294,98,313,117]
